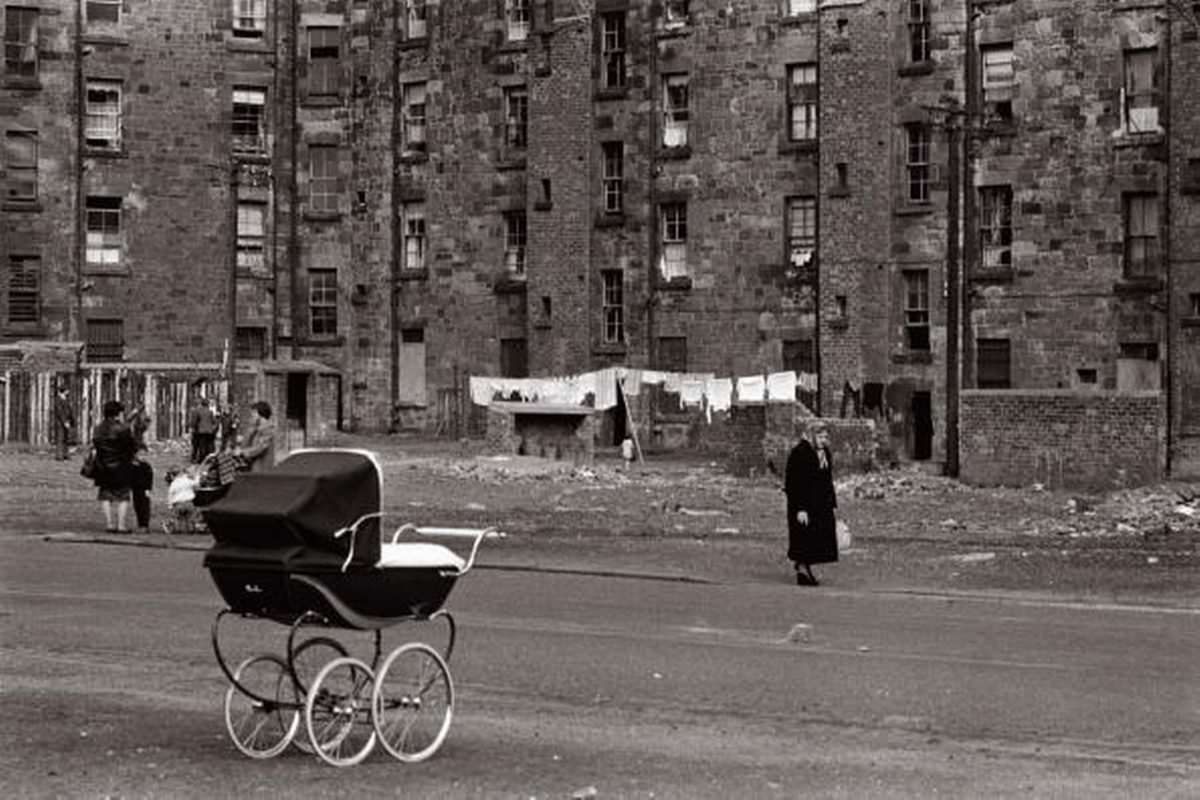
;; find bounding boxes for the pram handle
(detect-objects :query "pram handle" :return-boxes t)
[334,512,505,575]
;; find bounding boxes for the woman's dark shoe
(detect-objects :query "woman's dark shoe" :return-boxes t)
[795,571,815,586]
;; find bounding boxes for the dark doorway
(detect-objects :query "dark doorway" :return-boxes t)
[911,391,932,461]
[612,388,628,445]
[287,373,309,430]
[500,338,528,378]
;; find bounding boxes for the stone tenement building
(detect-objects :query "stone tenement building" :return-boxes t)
[2,1,1199,473]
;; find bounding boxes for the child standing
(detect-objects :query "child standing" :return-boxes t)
[163,465,200,535]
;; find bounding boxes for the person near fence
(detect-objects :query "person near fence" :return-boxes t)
[187,397,218,464]
[92,400,138,533]
[124,404,153,531]
[53,385,75,461]
[217,403,239,452]
[235,401,276,473]
[785,421,839,586]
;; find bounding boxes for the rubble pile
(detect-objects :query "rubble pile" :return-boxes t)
[839,469,964,501]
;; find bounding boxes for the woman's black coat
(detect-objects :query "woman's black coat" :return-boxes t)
[92,418,138,491]
[785,439,838,565]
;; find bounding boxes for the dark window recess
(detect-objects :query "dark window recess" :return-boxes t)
[1077,368,1098,385]
[85,318,124,361]
[235,326,267,359]
[500,337,528,378]
[655,336,687,372]
[6,254,39,325]
[1119,342,1159,361]
[401,327,424,344]
[976,338,1011,389]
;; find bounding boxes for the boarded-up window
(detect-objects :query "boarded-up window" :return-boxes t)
[500,337,528,378]
[656,336,687,372]
[398,327,427,405]
[1117,342,1161,391]
[6,253,39,326]
[86,0,120,24]
[981,43,1014,121]
[85,318,123,361]
[976,338,1011,389]
[3,130,37,202]
[307,27,341,97]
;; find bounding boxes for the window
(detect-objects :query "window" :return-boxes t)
[308,146,340,214]
[908,0,930,63]
[1124,193,1160,278]
[601,12,626,90]
[662,74,689,148]
[787,64,818,142]
[505,0,530,42]
[236,202,266,272]
[976,338,1011,389]
[602,141,623,214]
[660,202,688,280]
[981,43,1014,121]
[3,6,37,79]
[85,80,121,151]
[4,130,37,202]
[1191,293,1200,317]
[979,185,1013,269]
[504,211,527,275]
[232,87,266,153]
[787,0,817,14]
[905,123,930,203]
[235,326,267,359]
[787,196,816,273]
[5,254,39,326]
[903,270,930,351]
[1124,48,1160,134]
[504,86,528,151]
[85,196,122,267]
[602,270,624,344]
[232,0,266,39]
[403,81,426,150]
[500,337,528,378]
[656,337,687,372]
[405,0,427,39]
[307,27,341,97]
[402,201,425,271]
[399,327,427,404]
[309,269,338,337]
[85,319,123,361]
[663,0,689,28]
[86,0,120,24]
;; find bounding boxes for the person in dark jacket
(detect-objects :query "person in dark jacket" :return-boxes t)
[785,421,838,586]
[53,385,75,461]
[92,400,138,533]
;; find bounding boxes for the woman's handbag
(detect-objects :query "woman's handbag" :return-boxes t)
[80,448,97,479]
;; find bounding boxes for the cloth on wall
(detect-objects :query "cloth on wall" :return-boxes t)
[767,371,797,401]
[680,379,706,408]
[736,375,765,403]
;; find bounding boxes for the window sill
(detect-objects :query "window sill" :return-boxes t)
[891,351,933,365]
[595,212,625,228]
[496,157,527,172]
[399,268,429,281]
[493,274,527,294]
[226,37,271,54]
[593,342,627,356]
[894,203,934,216]
[398,149,428,164]
[2,77,41,91]
[777,139,817,156]
[595,87,629,101]
[236,268,273,280]
[303,210,344,222]
[533,200,552,212]
[295,336,346,348]
[1113,130,1165,148]
[828,187,850,198]
[828,318,849,331]
[970,267,1016,284]
[658,144,692,160]
[979,120,1018,137]
[779,13,817,28]
[233,152,272,166]
[80,34,130,47]
[1114,276,1164,295]
[83,265,129,276]
[898,61,935,77]
[84,147,128,159]
[656,276,692,291]
[398,37,429,52]
[656,24,692,40]
[829,40,851,54]
[301,95,343,108]
[2,325,48,337]
[2,200,43,213]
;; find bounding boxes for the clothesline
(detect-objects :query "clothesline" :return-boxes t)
[469,367,819,415]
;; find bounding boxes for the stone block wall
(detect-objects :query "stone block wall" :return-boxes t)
[959,390,1165,490]
[486,405,596,464]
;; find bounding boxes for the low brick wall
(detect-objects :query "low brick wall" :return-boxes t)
[960,390,1165,490]
[713,402,877,477]
[486,404,596,465]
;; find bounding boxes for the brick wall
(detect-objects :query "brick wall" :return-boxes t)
[960,390,1165,490]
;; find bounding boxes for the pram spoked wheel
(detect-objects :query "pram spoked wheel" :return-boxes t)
[304,656,378,767]
[372,643,454,763]
[223,655,300,759]
[287,636,348,755]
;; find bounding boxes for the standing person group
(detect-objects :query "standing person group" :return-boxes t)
[784,422,839,586]
[188,397,218,464]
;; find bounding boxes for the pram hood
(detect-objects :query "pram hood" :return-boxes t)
[204,449,381,569]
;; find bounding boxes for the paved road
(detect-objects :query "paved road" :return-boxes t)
[2,536,1198,798]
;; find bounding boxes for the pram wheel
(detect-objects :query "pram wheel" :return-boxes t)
[305,656,377,767]
[372,643,454,763]
[287,636,349,754]
[223,655,299,759]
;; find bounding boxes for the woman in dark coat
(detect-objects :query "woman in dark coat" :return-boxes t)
[785,423,838,586]
[92,400,138,533]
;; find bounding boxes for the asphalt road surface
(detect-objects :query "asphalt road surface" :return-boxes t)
[2,535,1197,799]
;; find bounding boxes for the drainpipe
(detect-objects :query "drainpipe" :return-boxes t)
[389,0,401,431]
[646,12,658,373]
[1163,11,1173,475]
[288,0,301,357]
[945,114,961,478]
[270,0,280,359]
[814,6,822,414]
[962,1,978,391]
[73,0,85,343]
[228,162,239,399]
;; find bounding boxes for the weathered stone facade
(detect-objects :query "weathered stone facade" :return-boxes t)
[4,1,1199,483]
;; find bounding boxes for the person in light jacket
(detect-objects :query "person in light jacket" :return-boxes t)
[235,401,276,472]
[785,421,838,586]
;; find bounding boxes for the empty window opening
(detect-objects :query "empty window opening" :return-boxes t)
[976,338,1011,389]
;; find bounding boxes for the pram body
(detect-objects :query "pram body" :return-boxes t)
[203,448,499,767]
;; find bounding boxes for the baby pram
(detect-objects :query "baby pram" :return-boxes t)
[203,448,501,767]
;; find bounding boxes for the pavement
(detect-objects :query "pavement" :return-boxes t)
[6,434,1199,610]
